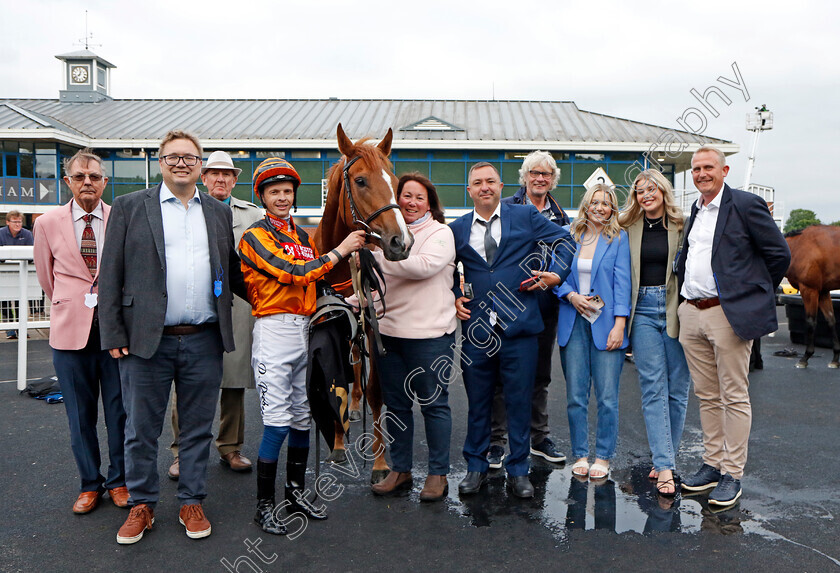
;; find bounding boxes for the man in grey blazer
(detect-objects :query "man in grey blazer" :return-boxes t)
[168,151,262,478]
[99,130,247,544]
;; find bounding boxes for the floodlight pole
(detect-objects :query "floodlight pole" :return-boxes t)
[744,107,773,191]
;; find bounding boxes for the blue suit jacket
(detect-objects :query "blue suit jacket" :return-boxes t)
[555,229,631,350]
[450,202,574,339]
[676,184,790,340]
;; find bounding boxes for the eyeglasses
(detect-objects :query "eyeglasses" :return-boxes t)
[68,173,104,183]
[528,170,553,179]
[161,154,201,167]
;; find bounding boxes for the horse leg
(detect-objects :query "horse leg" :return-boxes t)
[797,288,819,369]
[367,353,391,485]
[817,291,840,368]
[349,353,363,422]
[326,421,348,464]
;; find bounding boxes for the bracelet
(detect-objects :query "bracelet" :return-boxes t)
[567,292,577,301]
[329,248,343,261]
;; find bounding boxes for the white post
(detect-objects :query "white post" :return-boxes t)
[17,259,28,391]
[743,128,761,191]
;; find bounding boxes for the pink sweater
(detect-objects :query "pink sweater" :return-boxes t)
[355,216,456,339]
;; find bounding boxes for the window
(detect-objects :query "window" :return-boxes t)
[576,153,605,162]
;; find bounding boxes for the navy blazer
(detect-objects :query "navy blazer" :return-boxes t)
[99,184,247,359]
[676,184,790,340]
[555,230,631,350]
[450,202,574,339]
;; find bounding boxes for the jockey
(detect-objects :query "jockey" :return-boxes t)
[239,157,365,535]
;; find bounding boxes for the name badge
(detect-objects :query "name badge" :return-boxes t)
[84,293,98,308]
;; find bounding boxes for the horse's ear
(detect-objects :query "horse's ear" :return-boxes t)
[377,128,393,156]
[337,123,354,157]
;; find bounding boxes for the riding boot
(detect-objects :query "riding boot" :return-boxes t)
[285,447,328,520]
[255,459,286,535]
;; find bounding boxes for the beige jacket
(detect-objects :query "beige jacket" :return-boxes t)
[626,217,683,339]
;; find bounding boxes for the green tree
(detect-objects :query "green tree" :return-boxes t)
[831,220,840,227]
[784,209,821,233]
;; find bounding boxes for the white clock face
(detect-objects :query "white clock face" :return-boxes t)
[71,65,89,84]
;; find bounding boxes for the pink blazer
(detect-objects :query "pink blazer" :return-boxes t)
[33,200,110,351]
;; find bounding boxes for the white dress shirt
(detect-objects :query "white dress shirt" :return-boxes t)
[71,200,104,257]
[159,183,216,326]
[680,184,724,300]
[469,203,502,262]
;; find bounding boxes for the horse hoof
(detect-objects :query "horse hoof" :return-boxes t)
[349,409,362,422]
[370,469,390,485]
[795,361,808,369]
[326,449,347,464]
[829,362,840,369]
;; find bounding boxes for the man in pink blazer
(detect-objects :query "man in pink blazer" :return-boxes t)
[34,149,128,515]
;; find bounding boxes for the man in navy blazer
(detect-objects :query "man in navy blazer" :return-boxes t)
[450,162,574,498]
[676,146,789,507]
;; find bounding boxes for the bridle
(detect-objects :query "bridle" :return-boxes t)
[342,155,401,241]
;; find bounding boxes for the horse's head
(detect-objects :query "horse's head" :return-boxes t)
[330,124,413,261]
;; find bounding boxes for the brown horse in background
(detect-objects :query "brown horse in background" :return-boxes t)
[785,225,840,368]
[313,123,412,483]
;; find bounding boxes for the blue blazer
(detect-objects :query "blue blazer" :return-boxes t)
[676,184,790,340]
[555,229,631,350]
[450,202,574,339]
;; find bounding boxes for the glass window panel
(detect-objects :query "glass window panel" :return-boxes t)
[296,184,320,207]
[294,162,323,186]
[230,151,251,159]
[35,153,57,179]
[554,186,574,210]
[501,164,520,187]
[436,185,466,208]
[609,163,636,188]
[290,150,321,159]
[3,141,18,152]
[610,152,637,161]
[430,162,465,185]
[113,184,146,198]
[504,152,529,161]
[233,160,253,183]
[614,185,630,207]
[467,151,498,160]
[256,151,285,158]
[394,162,429,177]
[558,164,572,185]
[35,143,55,154]
[232,185,255,203]
[433,151,463,160]
[395,150,428,160]
[149,160,162,183]
[20,154,33,178]
[5,155,18,177]
[113,160,146,184]
[576,153,605,161]
[18,142,33,154]
[572,163,606,186]
[552,152,570,161]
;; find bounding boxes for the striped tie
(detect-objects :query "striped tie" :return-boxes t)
[81,214,97,278]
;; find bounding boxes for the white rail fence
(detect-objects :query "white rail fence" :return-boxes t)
[0,246,51,391]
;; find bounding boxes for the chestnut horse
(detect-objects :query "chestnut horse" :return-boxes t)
[785,225,840,368]
[313,124,412,483]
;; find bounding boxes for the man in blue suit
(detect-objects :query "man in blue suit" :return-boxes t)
[451,162,574,498]
[676,146,789,507]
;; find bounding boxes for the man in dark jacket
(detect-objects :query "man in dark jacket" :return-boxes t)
[489,151,570,468]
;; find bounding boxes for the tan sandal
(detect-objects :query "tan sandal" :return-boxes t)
[572,459,590,477]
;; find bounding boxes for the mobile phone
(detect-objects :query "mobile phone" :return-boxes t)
[590,295,605,309]
[519,276,541,291]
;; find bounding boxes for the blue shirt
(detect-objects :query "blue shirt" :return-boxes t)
[160,184,217,326]
[0,225,33,246]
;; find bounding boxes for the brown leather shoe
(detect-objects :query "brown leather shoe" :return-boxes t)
[419,474,449,502]
[168,457,179,480]
[109,486,130,508]
[116,504,154,545]
[72,490,101,514]
[179,503,212,539]
[220,451,253,472]
[370,471,412,496]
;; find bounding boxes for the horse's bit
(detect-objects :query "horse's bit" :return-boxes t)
[342,155,401,242]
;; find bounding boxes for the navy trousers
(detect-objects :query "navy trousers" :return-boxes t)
[119,327,223,507]
[53,326,125,493]
[462,333,537,476]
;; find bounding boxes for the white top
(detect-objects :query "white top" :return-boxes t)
[577,257,593,296]
[469,203,502,262]
[71,199,104,254]
[680,184,724,300]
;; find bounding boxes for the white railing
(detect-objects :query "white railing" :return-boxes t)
[0,246,51,391]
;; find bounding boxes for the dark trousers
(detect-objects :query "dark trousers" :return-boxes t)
[462,333,537,476]
[120,327,223,507]
[376,332,454,475]
[52,326,125,492]
[491,297,559,447]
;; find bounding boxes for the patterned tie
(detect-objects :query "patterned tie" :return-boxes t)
[81,214,97,277]
[478,216,498,265]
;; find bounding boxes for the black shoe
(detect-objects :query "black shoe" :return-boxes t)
[530,438,566,463]
[681,463,721,492]
[708,474,742,507]
[254,500,286,535]
[458,472,487,495]
[506,475,534,498]
[487,445,505,470]
[286,485,328,520]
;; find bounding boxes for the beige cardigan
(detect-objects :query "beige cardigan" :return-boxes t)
[626,217,683,339]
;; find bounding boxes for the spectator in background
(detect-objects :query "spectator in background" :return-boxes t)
[0,210,34,339]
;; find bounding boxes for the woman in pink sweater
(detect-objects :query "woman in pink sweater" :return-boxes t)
[365,172,457,502]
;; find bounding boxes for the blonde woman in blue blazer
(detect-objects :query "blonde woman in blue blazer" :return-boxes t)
[555,184,631,480]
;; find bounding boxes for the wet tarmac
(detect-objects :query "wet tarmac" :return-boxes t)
[1,307,838,572]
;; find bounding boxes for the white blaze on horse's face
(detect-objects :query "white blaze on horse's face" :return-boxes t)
[381,169,411,245]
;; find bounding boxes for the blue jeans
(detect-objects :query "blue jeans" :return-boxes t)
[376,332,454,475]
[630,286,691,472]
[560,314,624,460]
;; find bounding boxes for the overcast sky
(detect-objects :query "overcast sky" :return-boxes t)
[2,0,838,221]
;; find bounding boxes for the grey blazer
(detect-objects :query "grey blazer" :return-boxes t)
[626,217,683,339]
[99,184,247,360]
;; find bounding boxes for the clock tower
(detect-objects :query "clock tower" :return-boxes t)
[56,49,115,103]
